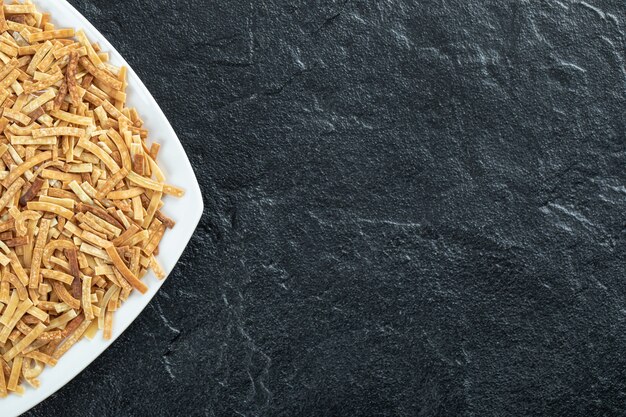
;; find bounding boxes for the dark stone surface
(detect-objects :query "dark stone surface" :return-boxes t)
[22,0,626,416]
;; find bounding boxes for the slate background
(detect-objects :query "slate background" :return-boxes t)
[22,0,626,416]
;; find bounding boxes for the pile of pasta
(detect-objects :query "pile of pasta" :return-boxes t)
[0,1,183,396]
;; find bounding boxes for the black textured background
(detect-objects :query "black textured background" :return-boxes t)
[22,0,626,416]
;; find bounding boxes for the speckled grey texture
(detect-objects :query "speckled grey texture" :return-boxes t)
[22,0,626,416]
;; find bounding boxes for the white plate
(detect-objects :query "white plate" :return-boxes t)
[3,1,204,415]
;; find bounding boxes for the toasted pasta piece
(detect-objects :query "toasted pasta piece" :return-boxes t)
[105,246,147,294]
[107,187,144,200]
[7,355,23,392]
[27,202,74,220]
[32,127,85,138]
[19,177,44,206]
[49,109,92,126]
[95,167,127,199]
[50,281,80,310]
[52,318,92,360]
[28,29,75,44]
[40,269,75,285]
[1,152,50,188]
[23,351,57,367]
[126,171,163,192]
[3,323,46,361]
[77,137,120,173]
